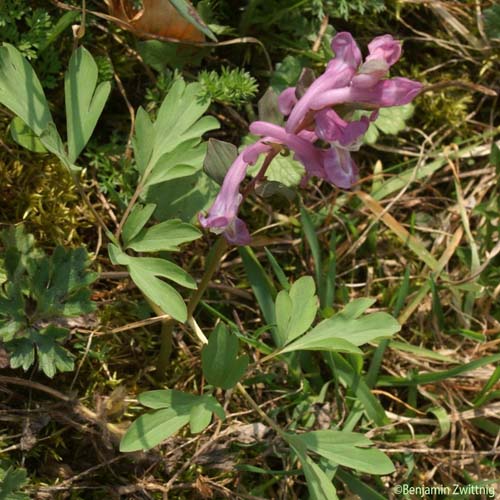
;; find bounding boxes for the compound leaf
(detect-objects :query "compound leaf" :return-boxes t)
[126,219,201,253]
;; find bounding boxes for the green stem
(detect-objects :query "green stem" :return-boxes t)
[236,382,286,439]
[187,237,227,318]
[114,177,145,241]
[156,319,174,381]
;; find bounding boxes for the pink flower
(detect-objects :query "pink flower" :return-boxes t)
[199,31,422,245]
[199,141,272,245]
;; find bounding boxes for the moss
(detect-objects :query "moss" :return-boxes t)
[0,157,93,246]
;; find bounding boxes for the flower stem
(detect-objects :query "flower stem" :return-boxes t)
[241,147,281,200]
[187,236,227,318]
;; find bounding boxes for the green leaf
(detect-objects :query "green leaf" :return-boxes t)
[276,276,318,347]
[258,87,283,125]
[140,390,224,433]
[282,311,400,354]
[145,139,205,187]
[138,40,206,72]
[490,142,500,175]
[0,465,29,500]
[9,117,47,153]
[8,338,35,372]
[0,46,65,161]
[294,430,395,475]
[0,44,54,136]
[120,408,190,452]
[285,337,362,355]
[33,246,97,318]
[271,55,303,93]
[150,80,219,170]
[146,166,220,223]
[201,324,249,389]
[239,246,279,344]
[127,219,201,252]
[484,5,500,39]
[125,255,196,290]
[128,261,188,322]
[121,390,225,451]
[335,469,388,500]
[338,298,376,320]
[255,180,296,201]
[38,10,81,52]
[388,340,456,363]
[247,145,304,187]
[189,400,213,433]
[9,327,74,378]
[0,227,93,377]
[301,455,339,500]
[122,204,156,246]
[133,107,155,175]
[0,288,26,341]
[169,0,217,41]
[428,406,451,440]
[34,326,74,378]
[38,121,67,161]
[203,138,238,185]
[275,291,292,347]
[139,389,199,410]
[363,104,414,144]
[107,243,124,266]
[287,436,338,500]
[1,226,38,259]
[198,394,225,421]
[326,352,388,426]
[135,78,221,217]
[264,247,290,291]
[300,205,322,292]
[64,46,111,163]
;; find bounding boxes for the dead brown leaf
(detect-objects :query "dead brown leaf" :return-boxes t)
[104,0,205,42]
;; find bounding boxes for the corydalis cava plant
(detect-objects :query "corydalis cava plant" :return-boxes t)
[199,32,422,245]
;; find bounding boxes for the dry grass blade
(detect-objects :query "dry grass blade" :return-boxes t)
[356,190,441,271]
[398,226,464,324]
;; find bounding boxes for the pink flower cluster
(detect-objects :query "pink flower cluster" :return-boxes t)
[199,32,422,245]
